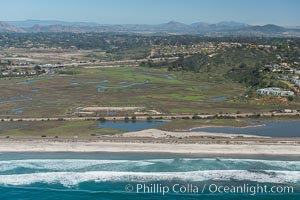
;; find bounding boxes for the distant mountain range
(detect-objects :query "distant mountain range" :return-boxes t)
[0,21,25,33]
[0,19,299,37]
[6,19,100,28]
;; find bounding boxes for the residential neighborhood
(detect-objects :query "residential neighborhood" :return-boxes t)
[0,64,64,77]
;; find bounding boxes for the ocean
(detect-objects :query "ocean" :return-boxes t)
[0,153,299,200]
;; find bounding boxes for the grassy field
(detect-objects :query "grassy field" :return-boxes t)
[0,120,124,137]
[0,66,299,119]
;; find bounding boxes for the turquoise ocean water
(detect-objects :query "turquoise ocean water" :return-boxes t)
[0,153,299,199]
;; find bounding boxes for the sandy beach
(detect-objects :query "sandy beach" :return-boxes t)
[122,129,267,138]
[0,140,299,155]
[0,129,299,155]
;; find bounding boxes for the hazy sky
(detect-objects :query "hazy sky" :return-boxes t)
[0,0,299,26]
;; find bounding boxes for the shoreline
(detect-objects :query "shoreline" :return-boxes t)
[180,123,266,132]
[0,140,299,155]
[122,129,268,138]
[170,119,300,132]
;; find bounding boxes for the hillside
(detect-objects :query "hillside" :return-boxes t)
[0,21,24,32]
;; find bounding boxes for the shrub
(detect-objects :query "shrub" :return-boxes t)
[131,116,137,122]
[147,116,153,121]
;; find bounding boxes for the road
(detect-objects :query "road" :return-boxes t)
[1,111,299,122]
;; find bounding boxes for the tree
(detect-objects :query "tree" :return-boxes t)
[287,96,294,101]
[34,65,41,74]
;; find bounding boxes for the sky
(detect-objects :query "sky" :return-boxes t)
[0,0,299,26]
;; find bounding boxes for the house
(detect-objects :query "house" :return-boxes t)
[28,70,37,75]
[288,77,300,87]
[284,68,294,74]
[41,64,64,73]
[280,62,289,67]
[1,71,10,76]
[280,109,298,113]
[272,68,282,73]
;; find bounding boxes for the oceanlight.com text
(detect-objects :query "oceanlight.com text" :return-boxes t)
[125,183,294,196]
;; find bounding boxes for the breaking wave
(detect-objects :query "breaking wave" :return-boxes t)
[0,158,299,187]
[0,170,299,187]
[0,158,299,172]
[0,159,154,172]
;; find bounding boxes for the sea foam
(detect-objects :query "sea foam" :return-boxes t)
[0,158,300,172]
[0,159,154,172]
[0,170,299,187]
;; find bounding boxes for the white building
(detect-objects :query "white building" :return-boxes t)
[257,88,294,96]
[1,71,10,76]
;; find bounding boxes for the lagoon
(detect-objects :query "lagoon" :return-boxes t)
[141,72,174,80]
[97,81,147,93]
[11,108,24,114]
[209,96,227,101]
[189,121,300,137]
